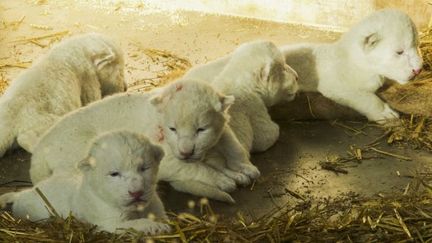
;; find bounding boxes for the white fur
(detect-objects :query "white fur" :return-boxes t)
[185,40,298,153]
[0,33,126,157]
[280,9,423,123]
[0,131,169,234]
[30,79,255,203]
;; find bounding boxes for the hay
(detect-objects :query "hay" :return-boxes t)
[385,115,432,151]
[2,172,432,242]
[127,46,191,93]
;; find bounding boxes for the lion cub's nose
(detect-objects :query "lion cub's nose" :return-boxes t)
[128,190,144,199]
[180,149,194,159]
[412,68,422,76]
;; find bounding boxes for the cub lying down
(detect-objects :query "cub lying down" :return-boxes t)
[30,79,259,203]
[0,131,169,234]
[185,40,298,153]
[280,9,423,123]
[0,33,126,157]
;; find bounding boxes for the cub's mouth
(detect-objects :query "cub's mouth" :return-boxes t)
[127,198,148,206]
[285,92,296,101]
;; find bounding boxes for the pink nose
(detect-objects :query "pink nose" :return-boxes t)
[128,190,144,199]
[412,68,422,76]
[180,148,194,158]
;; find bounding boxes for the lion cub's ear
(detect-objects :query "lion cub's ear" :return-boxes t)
[149,93,165,112]
[93,48,116,71]
[77,156,96,172]
[215,94,235,112]
[260,62,273,82]
[363,33,381,52]
[149,94,163,106]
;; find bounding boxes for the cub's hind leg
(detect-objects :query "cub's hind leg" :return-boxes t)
[16,113,60,153]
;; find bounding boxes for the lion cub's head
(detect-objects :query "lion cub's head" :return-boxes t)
[78,130,164,211]
[150,79,234,162]
[220,40,299,106]
[64,33,127,94]
[342,9,423,84]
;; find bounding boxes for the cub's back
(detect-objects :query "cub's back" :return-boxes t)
[183,55,230,83]
[31,92,156,174]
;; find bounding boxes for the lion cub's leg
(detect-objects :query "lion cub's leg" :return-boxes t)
[16,113,59,153]
[250,112,280,153]
[204,150,251,186]
[323,89,399,123]
[216,126,260,180]
[227,111,253,151]
[170,180,235,203]
[158,154,237,200]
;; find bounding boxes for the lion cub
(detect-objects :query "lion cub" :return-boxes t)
[185,40,298,152]
[30,79,258,203]
[280,9,423,123]
[0,33,126,157]
[0,131,169,234]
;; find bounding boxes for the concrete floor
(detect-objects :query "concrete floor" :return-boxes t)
[0,0,431,220]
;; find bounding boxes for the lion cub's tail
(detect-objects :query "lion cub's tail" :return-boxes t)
[170,180,235,204]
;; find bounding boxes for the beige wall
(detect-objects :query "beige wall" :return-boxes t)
[89,0,432,30]
[375,0,431,28]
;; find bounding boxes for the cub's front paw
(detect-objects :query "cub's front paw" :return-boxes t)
[141,222,171,235]
[222,169,251,186]
[215,175,237,192]
[374,104,399,124]
[238,163,261,181]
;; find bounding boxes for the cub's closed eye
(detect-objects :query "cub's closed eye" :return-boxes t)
[196,127,206,133]
[139,166,150,172]
[169,127,176,132]
[396,50,404,55]
[109,172,121,177]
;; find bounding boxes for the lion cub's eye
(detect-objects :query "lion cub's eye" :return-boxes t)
[396,50,404,55]
[139,165,150,172]
[169,127,176,132]
[196,127,206,133]
[109,171,121,177]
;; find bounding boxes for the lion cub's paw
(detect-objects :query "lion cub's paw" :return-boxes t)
[141,222,171,235]
[238,163,261,181]
[375,104,399,124]
[223,170,251,186]
[215,175,237,192]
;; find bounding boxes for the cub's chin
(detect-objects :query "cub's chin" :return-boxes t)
[285,93,296,102]
[383,71,414,85]
[391,75,413,85]
[125,199,149,209]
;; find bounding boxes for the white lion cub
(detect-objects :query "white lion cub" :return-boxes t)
[280,9,423,123]
[30,79,259,203]
[185,40,298,152]
[0,33,126,157]
[0,131,170,234]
